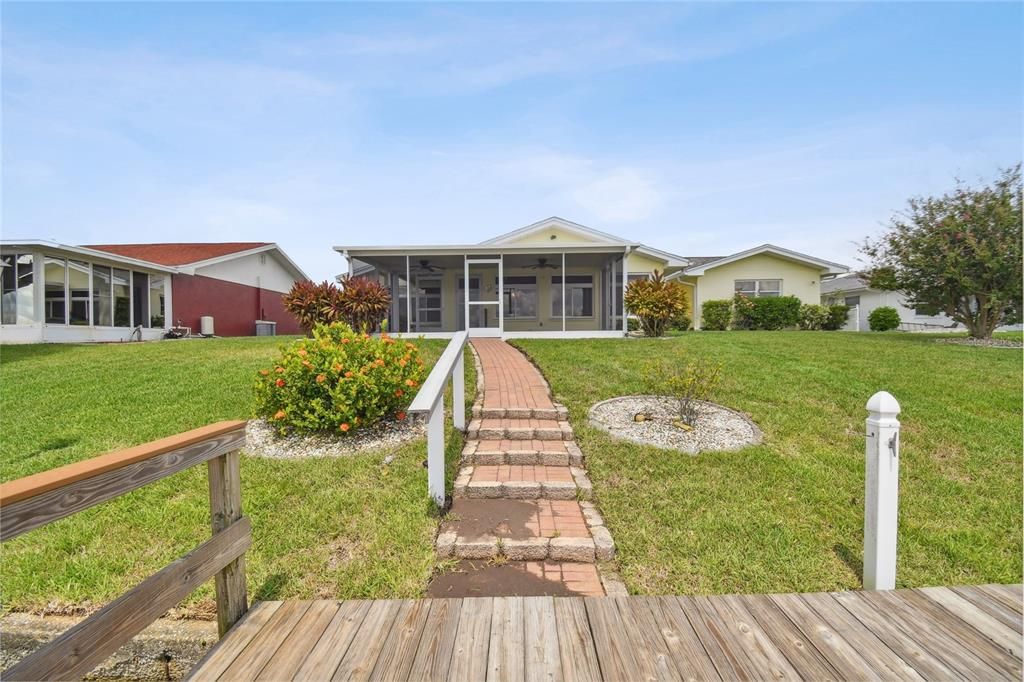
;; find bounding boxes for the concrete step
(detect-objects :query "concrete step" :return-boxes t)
[436,499,614,564]
[466,418,574,441]
[453,465,592,501]
[461,440,584,466]
[471,404,568,421]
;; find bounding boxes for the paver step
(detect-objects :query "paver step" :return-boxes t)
[436,499,614,564]
[453,465,592,500]
[428,559,606,597]
[472,405,568,421]
[461,439,584,466]
[466,418,574,441]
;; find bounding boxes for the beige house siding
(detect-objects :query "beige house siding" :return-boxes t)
[499,225,611,246]
[626,252,667,274]
[693,254,824,329]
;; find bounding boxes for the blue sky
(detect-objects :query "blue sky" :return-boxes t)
[3,2,1021,281]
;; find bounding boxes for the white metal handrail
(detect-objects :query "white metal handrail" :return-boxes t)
[408,331,468,506]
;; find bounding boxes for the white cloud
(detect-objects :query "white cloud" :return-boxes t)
[570,168,663,223]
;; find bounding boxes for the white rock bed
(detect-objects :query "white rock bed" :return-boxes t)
[245,417,425,459]
[935,337,1022,349]
[588,395,762,454]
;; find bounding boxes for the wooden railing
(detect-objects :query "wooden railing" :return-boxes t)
[408,331,468,507]
[0,421,250,681]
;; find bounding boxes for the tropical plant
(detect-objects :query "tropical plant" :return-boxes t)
[624,271,689,337]
[860,165,1022,338]
[253,322,424,435]
[701,299,732,330]
[283,277,392,333]
[337,275,392,332]
[644,354,723,428]
[868,306,901,332]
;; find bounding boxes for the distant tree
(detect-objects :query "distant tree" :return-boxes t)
[860,165,1022,338]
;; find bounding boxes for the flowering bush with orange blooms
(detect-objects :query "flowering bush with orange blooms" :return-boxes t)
[254,322,425,435]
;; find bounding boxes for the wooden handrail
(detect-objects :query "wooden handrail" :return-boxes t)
[1,421,251,680]
[0,420,246,506]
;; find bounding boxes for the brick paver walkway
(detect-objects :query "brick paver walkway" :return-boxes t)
[431,338,620,599]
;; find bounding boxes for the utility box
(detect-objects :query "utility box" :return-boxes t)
[200,316,215,336]
[255,320,277,336]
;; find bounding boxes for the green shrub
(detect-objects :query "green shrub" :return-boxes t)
[868,306,901,331]
[254,322,424,435]
[283,277,392,333]
[623,271,689,337]
[798,304,829,330]
[823,304,851,331]
[643,354,723,427]
[733,294,801,330]
[670,314,692,332]
[701,300,732,330]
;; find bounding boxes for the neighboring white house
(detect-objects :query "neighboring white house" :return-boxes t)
[821,274,958,331]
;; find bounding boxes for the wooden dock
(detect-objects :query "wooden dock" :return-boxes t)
[188,583,1022,680]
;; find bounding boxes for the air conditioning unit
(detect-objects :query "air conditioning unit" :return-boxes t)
[255,320,277,336]
[200,316,215,336]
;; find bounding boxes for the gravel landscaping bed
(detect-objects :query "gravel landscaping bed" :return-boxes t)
[935,337,1023,348]
[588,395,762,454]
[245,417,425,459]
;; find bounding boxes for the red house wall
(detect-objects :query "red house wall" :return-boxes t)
[171,274,303,337]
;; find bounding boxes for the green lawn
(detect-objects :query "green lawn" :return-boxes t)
[513,332,1022,595]
[1,337,473,614]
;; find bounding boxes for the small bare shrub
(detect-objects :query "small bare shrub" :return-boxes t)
[643,355,723,429]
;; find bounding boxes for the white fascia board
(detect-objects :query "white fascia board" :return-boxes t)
[333,244,635,257]
[634,244,689,267]
[683,243,849,275]
[0,240,180,273]
[478,216,630,246]
[180,244,310,281]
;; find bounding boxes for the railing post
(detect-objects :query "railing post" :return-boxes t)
[453,349,466,431]
[864,391,900,590]
[427,404,445,507]
[208,449,248,635]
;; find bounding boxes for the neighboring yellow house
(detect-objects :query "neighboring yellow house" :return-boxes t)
[335,217,847,337]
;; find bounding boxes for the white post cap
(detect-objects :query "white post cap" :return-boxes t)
[866,390,901,418]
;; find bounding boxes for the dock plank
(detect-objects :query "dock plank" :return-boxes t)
[331,599,403,681]
[552,596,602,682]
[978,584,1024,614]
[448,597,494,682]
[407,598,463,682]
[638,596,721,682]
[180,585,1023,682]
[294,600,372,680]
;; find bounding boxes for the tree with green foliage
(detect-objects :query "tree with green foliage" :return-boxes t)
[861,165,1022,339]
[624,270,689,337]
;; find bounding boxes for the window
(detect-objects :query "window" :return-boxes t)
[413,276,442,330]
[149,275,165,327]
[501,276,537,319]
[112,268,130,327]
[69,260,91,325]
[844,295,860,307]
[93,265,112,326]
[1,254,35,325]
[45,257,67,324]
[552,275,594,317]
[735,279,781,298]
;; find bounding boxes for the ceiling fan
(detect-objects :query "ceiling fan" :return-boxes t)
[414,259,442,272]
[526,257,559,270]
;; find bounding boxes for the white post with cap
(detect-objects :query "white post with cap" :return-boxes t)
[864,390,901,590]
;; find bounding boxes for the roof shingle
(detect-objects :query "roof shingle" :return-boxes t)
[84,242,270,266]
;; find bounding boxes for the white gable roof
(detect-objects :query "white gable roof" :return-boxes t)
[683,244,849,276]
[480,216,630,246]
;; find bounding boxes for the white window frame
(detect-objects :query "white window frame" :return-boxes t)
[501,275,537,320]
[552,274,594,318]
[734,279,782,298]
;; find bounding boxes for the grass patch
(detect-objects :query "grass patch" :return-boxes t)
[513,332,1022,595]
[1,336,473,613]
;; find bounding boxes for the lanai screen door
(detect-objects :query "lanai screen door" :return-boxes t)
[464,257,502,337]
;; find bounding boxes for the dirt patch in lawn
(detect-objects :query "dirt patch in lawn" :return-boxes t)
[428,560,576,598]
